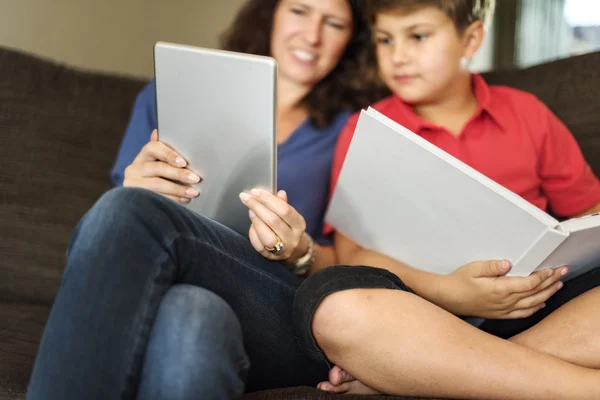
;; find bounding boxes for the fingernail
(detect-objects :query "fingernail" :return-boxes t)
[239,192,250,202]
[249,210,256,218]
[557,282,564,290]
[187,173,200,183]
[540,303,546,309]
[547,269,554,277]
[186,187,199,197]
[500,260,510,270]
[175,157,186,166]
[561,268,568,276]
[180,197,191,204]
[250,188,261,197]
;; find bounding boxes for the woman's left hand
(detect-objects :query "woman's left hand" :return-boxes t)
[239,188,308,262]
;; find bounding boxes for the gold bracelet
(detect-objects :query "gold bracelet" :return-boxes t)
[291,233,314,276]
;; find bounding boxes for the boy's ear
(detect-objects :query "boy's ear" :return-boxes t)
[462,20,485,60]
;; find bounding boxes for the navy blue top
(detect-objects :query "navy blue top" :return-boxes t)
[111,80,349,243]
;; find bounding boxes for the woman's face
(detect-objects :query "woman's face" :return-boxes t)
[270,0,353,88]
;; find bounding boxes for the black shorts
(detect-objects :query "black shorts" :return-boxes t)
[293,264,600,364]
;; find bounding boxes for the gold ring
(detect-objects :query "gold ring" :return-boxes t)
[265,238,284,255]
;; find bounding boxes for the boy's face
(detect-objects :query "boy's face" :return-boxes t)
[373,6,476,104]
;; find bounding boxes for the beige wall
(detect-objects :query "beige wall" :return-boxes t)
[0,0,495,77]
[0,0,244,78]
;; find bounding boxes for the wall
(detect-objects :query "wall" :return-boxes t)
[0,0,244,78]
[0,0,496,77]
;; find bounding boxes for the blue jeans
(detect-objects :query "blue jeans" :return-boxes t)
[138,285,248,399]
[27,187,328,400]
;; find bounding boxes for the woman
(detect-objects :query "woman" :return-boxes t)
[26,0,384,399]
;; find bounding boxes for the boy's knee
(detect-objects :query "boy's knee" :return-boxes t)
[293,265,413,363]
[311,289,366,355]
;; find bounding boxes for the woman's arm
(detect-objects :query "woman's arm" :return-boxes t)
[111,81,157,186]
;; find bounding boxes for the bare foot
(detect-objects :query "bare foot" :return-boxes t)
[317,365,381,395]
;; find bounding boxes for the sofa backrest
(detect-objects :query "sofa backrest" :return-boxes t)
[0,47,146,304]
[0,46,598,305]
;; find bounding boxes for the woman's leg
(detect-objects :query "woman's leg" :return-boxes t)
[137,285,248,400]
[293,266,600,400]
[27,187,328,400]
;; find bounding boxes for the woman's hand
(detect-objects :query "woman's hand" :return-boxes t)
[239,188,309,262]
[123,130,201,203]
[439,259,567,319]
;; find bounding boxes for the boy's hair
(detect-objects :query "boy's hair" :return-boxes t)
[366,0,496,32]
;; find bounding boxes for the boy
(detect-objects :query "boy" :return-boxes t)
[293,1,600,398]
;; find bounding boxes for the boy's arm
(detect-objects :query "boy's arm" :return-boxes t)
[575,202,600,217]
[537,104,600,218]
[334,231,446,306]
[334,231,562,319]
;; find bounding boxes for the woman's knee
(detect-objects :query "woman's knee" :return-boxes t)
[68,188,170,253]
[142,286,249,398]
[158,285,244,345]
[75,187,158,232]
[93,187,164,220]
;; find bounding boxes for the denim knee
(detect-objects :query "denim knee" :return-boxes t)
[160,285,244,340]
[139,285,249,399]
[66,187,169,258]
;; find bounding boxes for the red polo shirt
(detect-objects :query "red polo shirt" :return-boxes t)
[326,74,600,235]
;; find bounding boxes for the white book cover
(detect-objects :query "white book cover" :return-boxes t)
[325,108,600,279]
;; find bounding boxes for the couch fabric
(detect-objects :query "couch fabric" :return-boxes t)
[1,46,599,399]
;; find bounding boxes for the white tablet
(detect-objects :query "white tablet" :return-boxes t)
[154,42,277,236]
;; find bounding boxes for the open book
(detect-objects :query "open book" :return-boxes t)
[325,108,600,281]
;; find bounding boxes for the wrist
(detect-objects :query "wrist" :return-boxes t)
[425,273,459,313]
[286,233,315,277]
[286,233,310,264]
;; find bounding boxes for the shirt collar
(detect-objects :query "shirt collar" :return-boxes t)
[391,74,507,135]
[471,74,508,132]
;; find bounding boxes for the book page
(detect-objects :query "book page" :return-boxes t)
[536,223,600,281]
[367,108,559,227]
[559,212,600,232]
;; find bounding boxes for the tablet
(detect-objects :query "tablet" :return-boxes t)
[154,42,277,236]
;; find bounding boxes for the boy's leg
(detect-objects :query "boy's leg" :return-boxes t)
[480,267,600,368]
[293,266,600,400]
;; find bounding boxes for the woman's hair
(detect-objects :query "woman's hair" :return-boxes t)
[220,0,388,127]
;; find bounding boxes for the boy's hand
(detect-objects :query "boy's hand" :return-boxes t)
[439,260,567,319]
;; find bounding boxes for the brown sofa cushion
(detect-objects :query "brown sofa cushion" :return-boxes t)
[0,47,146,304]
[0,303,49,400]
[243,387,441,400]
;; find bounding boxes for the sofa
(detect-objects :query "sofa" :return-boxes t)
[1,45,599,400]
